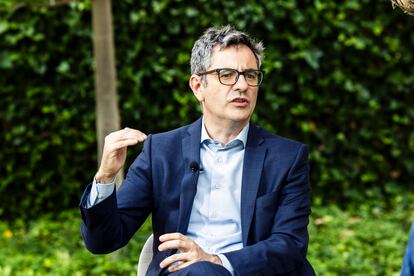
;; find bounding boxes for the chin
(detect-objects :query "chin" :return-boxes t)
[228,114,251,123]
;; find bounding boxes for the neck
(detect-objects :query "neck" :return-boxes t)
[203,117,248,146]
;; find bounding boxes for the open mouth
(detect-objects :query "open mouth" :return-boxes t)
[231,98,248,104]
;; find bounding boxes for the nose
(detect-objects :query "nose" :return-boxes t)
[233,74,249,90]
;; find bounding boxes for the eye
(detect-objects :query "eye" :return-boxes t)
[219,69,237,79]
[245,71,259,80]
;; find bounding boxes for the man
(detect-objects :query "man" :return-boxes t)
[80,25,315,276]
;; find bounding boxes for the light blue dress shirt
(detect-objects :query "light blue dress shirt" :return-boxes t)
[185,122,248,275]
[88,120,249,275]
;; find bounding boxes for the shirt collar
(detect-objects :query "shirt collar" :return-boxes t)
[200,117,249,148]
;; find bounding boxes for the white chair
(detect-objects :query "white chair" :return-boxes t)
[137,234,154,276]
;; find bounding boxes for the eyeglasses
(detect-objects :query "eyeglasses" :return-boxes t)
[197,68,264,87]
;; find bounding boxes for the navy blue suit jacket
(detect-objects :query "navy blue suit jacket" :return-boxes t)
[80,118,315,275]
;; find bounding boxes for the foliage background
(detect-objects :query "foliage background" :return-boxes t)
[0,204,412,275]
[0,0,413,274]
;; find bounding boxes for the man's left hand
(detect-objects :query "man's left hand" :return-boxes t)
[158,232,222,272]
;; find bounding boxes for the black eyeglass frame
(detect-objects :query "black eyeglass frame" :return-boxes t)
[196,68,264,87]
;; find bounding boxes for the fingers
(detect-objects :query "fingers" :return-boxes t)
[159,253,187,269]
[159,233,190,252]
[159,252,199,272]
[158,233,192,270]
[97,128,147,181]
[122,127,147,141]
[110,139,142,150]
[168,260,197,272]
[159,232,187,243]
[158,233,213,272]
[158,239,189,252]
[102,128,147,155]
[167,259,197,273]
[104,127,147,148]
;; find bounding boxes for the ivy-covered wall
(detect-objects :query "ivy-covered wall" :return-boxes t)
[1,0,413,219]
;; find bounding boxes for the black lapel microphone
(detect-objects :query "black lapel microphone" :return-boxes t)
[189,161,202,172]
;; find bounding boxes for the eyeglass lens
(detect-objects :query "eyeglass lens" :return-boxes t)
[218,69,262,86]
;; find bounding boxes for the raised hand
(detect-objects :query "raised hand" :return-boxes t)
[158,233,222,272]
[95,128,147,183]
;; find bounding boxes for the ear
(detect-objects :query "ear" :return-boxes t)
[189,74,204,102]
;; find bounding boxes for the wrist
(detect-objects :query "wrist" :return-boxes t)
[95,171,115,184]
[209,254,222,266]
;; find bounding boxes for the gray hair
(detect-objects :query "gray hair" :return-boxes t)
[190,25,265,75]
[391,0,414,15]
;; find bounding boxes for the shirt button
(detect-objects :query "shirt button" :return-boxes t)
[217,157,223,163]
[215,184,221,189]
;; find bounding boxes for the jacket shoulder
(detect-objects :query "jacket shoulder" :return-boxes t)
[149,119,200,143]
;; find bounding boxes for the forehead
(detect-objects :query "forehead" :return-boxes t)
[210,44,258,69]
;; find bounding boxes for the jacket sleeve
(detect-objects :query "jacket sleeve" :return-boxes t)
[224,144,312,276]
[79,135,154,254]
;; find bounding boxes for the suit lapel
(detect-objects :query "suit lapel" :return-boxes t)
[177,118,202,234]
[241,124,266,246]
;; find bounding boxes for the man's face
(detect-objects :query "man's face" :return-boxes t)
[191,44,259,127]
